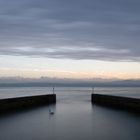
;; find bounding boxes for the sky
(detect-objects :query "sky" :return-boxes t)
[0,0,140,79]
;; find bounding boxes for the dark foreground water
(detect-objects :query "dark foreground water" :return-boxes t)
[0,87,140,140]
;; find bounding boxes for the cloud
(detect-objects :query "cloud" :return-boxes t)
[0,0,140,61]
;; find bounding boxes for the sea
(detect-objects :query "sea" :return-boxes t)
[0,87,140,140]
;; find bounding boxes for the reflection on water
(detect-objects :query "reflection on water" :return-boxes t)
[0,87,140,140]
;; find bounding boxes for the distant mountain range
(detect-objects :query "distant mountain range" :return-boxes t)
[0,77,140,87]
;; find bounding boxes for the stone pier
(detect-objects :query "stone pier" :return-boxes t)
[0,94,56,111]
[92,94,140,112]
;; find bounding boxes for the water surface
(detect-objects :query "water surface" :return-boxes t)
[0,87,140,140]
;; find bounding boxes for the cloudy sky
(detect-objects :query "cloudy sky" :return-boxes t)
[0,0,140,79]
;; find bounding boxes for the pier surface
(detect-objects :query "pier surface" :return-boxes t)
[0,94,56,111]
[92,94,140,112]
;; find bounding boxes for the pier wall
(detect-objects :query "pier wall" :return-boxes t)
[92,94,140,112]
[0,94,56,111]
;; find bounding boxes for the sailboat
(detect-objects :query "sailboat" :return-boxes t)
[49,108,54,115]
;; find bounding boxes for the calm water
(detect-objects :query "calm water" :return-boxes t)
[0,87,140,140]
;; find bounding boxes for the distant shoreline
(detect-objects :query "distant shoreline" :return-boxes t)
[0,82,140,87]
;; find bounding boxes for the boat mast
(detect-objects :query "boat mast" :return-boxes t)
[92,86,94,94]
[53,86,55,94]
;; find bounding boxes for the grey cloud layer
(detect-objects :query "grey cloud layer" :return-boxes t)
[0,0,140,61]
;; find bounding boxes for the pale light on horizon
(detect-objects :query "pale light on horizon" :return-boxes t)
[0,55,140,80]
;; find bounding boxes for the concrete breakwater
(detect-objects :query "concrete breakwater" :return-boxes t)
[92,94,140,112]
[0,94,56,111]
